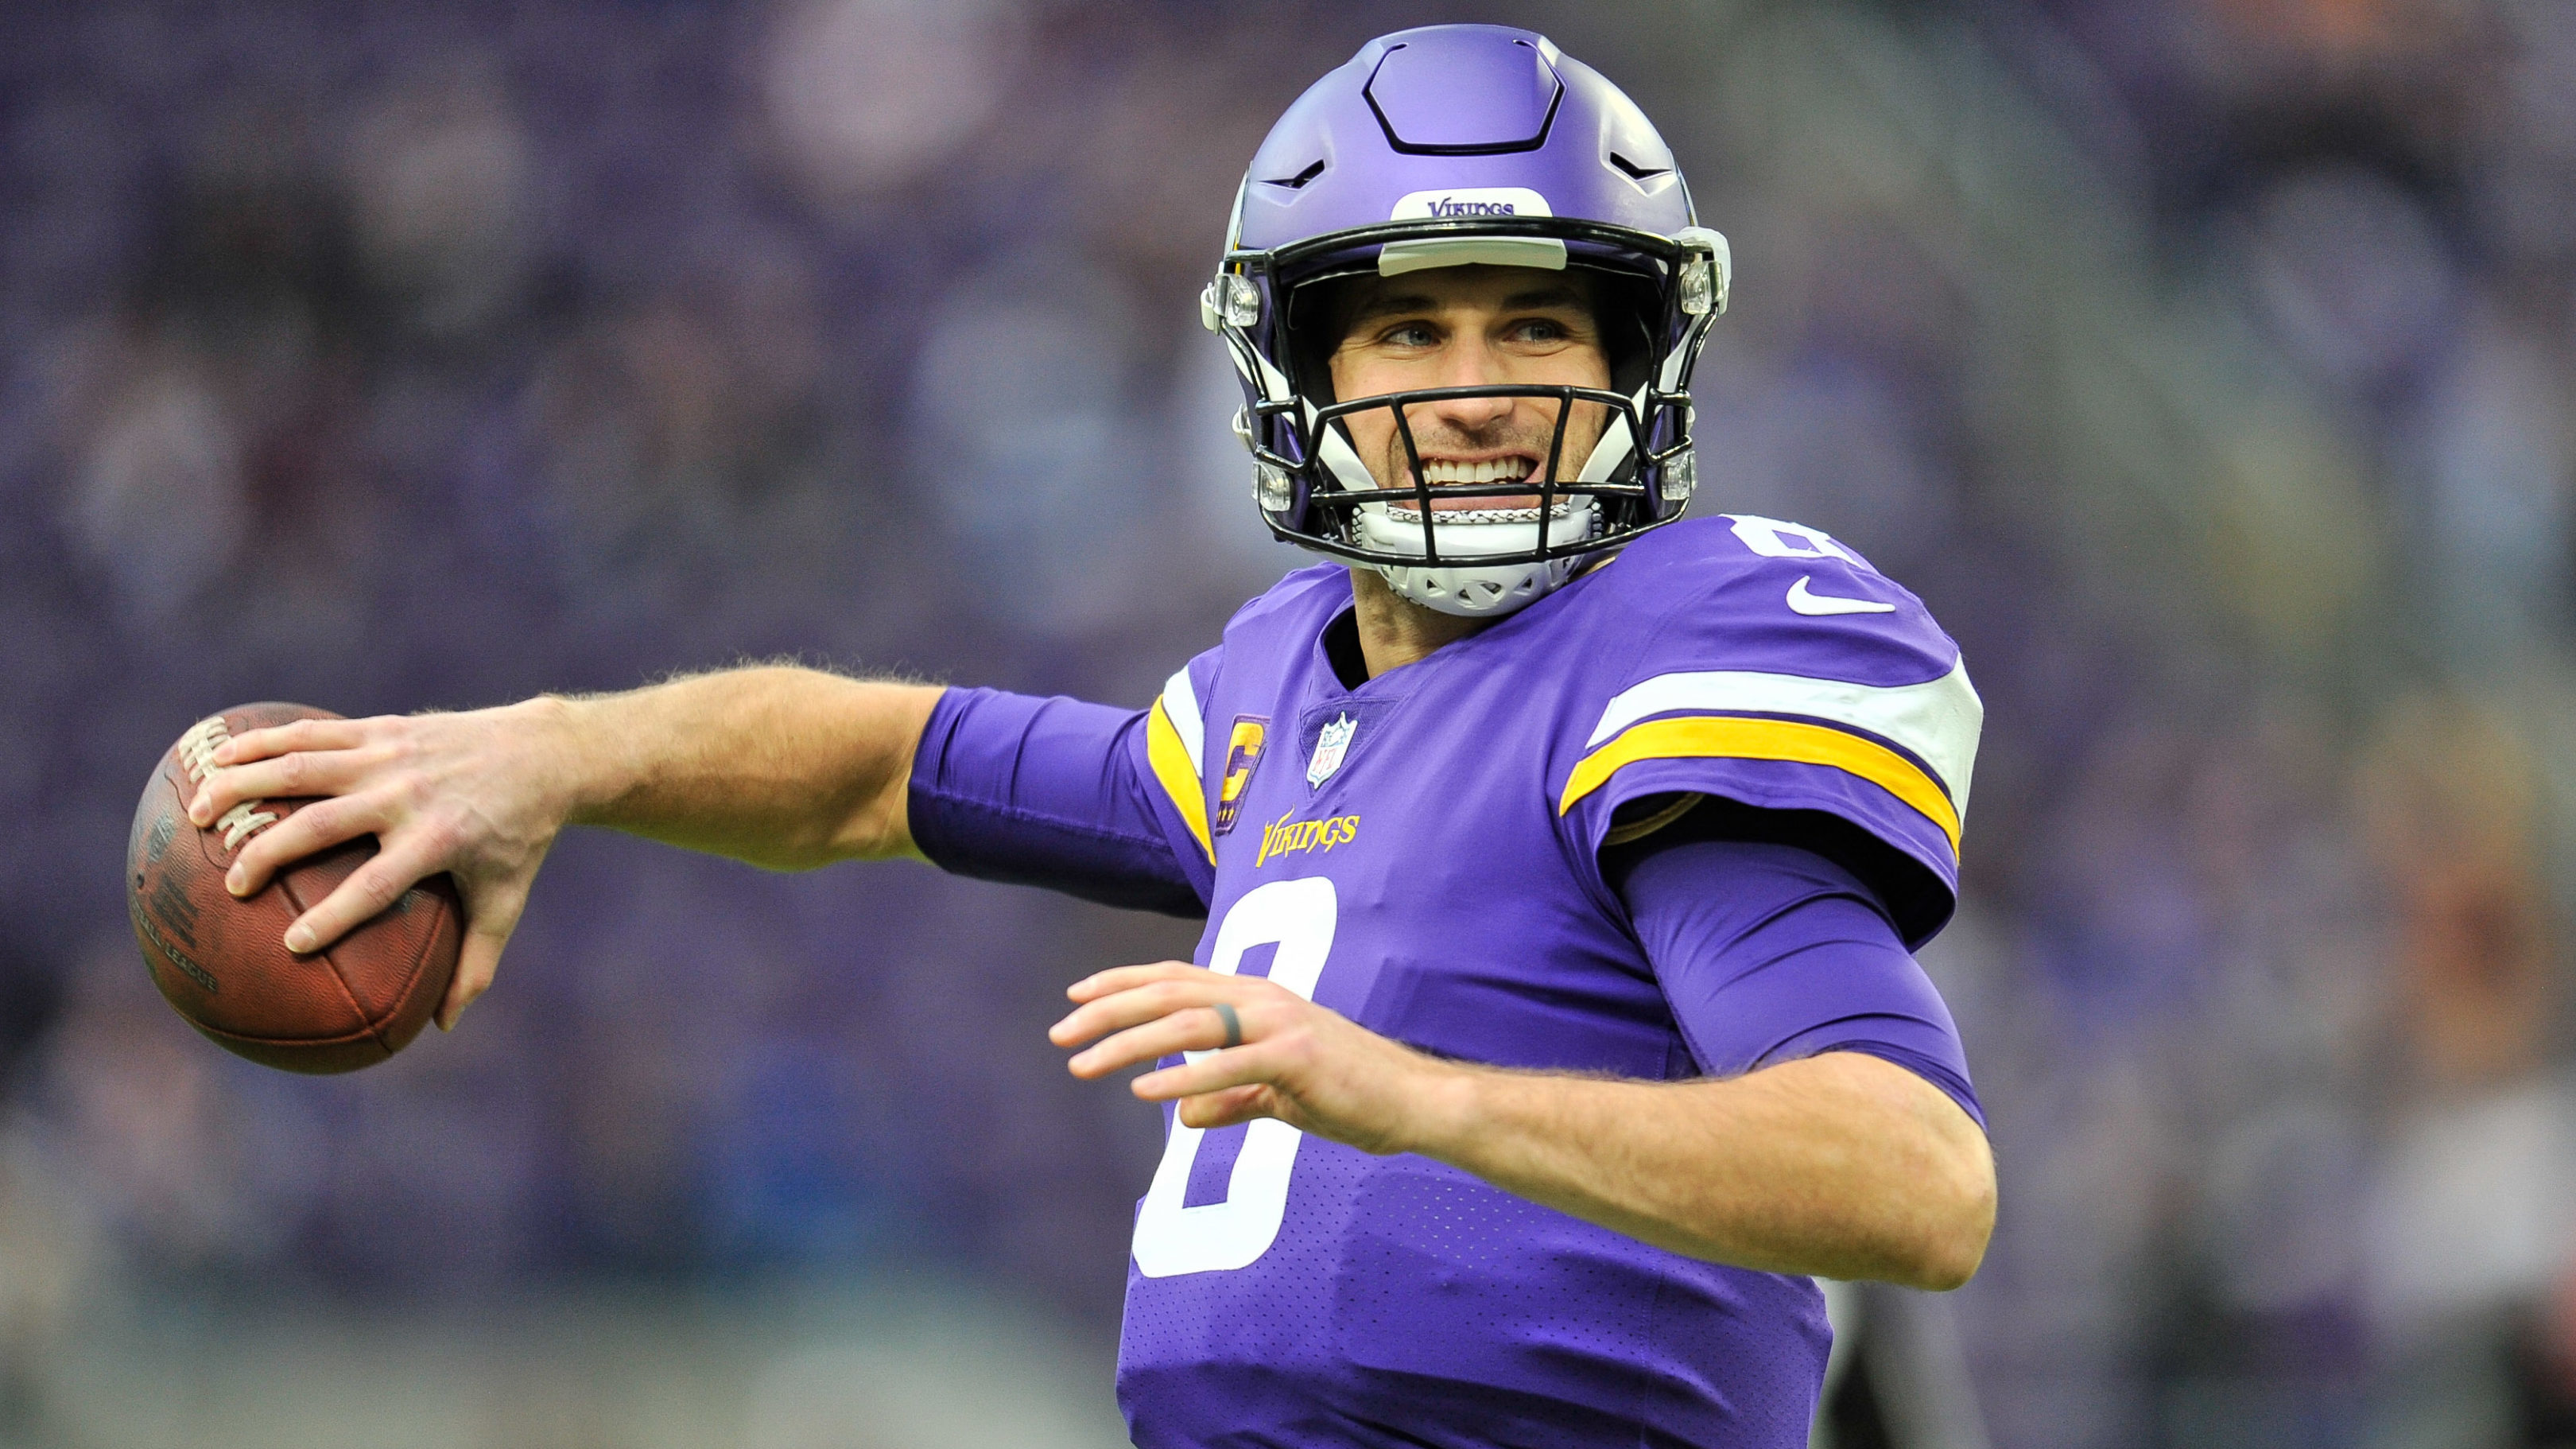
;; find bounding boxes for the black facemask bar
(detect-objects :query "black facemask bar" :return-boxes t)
[1244,382,1697,569]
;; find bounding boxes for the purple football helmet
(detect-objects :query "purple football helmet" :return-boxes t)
[1205,24,1728,616]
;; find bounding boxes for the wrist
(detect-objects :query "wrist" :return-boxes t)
[526,693,627,826]
[1390,1053,1488,1161]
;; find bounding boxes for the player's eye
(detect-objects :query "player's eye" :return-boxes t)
[1507,317,1573,344]
[1378,321,1440,348]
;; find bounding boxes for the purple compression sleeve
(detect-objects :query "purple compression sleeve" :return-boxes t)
[906,686,1209,916]
[1614,836,1984,1129]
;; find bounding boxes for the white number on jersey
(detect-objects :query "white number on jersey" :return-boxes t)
[1724,513,1864,566]
[1130,876,1337,1277]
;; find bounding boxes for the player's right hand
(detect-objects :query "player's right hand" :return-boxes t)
[184,699,582,1031]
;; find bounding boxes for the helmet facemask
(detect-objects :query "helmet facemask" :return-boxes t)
[1316,376,1623,618]
[1212,220,1724,616]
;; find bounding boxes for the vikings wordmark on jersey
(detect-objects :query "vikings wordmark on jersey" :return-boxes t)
[1254,810,1361,867]
[1115,515,1980,1447]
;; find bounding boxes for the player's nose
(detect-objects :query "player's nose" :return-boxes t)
[1434,332,1517,388]
[1418,341,1517,432]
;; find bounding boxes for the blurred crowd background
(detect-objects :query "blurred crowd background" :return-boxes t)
[2,0,2574,1445]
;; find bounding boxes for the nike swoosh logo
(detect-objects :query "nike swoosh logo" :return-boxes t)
[1786,575,1897,616]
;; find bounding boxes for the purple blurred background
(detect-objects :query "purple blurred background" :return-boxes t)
[6,1,2576,1445]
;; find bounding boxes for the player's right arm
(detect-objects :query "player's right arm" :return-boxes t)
[186,667,944,1028]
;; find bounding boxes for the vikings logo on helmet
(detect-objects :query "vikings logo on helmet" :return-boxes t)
[1201,25,1730,620]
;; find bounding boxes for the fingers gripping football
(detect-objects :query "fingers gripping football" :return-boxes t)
[1049,962,1445,1156]
[184,705,572,1030]
[219,789,391,899]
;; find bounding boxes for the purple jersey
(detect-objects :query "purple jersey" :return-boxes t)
[914,515,1983,1447]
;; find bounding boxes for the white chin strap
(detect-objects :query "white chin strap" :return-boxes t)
[1350,498,1601,617]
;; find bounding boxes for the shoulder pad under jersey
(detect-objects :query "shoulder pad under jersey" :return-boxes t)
[1551,515,1980,944]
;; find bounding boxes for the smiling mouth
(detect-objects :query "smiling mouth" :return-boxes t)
[1414,456,1536,486]
[1386,454,1580,523]
[1398,455,1546,511]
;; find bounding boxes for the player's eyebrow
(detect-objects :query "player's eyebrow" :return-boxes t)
[1345,290,1439,323]
[1499,284,1589,313]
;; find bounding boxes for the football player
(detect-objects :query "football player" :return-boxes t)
[184,25,1993,1447]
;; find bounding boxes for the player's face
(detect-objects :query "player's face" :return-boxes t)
[1325,266,1612,510]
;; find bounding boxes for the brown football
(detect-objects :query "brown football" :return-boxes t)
[126,702,461,1074]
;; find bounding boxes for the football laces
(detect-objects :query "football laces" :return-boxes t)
[176,715,280,852]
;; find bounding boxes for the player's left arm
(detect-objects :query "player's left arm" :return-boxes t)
[1433,1051,1988,1291]
[1049,839,1995,1292]
[1058,991,1989,1290]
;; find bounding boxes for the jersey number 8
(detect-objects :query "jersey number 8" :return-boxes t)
[1130,876,1338,1277]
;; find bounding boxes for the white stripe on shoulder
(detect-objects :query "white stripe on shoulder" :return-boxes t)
[1159,666,1207,778]
[1585,657,1984,814]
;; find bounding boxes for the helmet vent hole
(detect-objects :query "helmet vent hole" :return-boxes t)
[1266,159,1327,190]
[1609,153,1670,182]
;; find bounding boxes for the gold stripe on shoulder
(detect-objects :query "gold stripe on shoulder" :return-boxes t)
[1560,717,1960,857]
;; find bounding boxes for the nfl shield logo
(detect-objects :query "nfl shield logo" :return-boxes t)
[1307,713,1356,788]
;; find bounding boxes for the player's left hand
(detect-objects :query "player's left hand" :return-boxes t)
[1050,962,1453,1156]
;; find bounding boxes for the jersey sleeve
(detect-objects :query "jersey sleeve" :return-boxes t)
[906,649,1224,916]
[1555,515,1982,946]
[1613,835,1982,1129]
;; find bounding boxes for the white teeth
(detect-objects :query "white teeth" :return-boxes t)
[1418,457,1534,485]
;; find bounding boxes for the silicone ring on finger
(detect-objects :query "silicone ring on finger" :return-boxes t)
[1213,1002,1243,1050]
